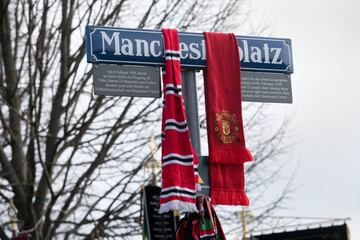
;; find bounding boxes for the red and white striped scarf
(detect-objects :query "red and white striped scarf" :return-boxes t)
[159,29,199,213]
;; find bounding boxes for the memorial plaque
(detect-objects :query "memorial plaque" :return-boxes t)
[143,186,176,240]
[241,71,293,104]
[93,64,161,98]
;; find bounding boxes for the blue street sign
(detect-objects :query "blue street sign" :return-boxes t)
[86,26,294,74]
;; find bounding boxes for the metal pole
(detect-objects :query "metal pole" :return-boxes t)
[181,70,210,196]
[181,70,201,156]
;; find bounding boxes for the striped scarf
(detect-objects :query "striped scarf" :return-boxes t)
[159,28,199,213]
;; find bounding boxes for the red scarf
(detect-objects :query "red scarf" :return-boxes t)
[203,32,253,205]
[159,29,199,213]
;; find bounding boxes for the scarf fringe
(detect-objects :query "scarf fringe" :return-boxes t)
[211,188,249,206]
[159,200,198,214]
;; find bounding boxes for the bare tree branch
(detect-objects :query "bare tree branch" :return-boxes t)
[0,0,294,238]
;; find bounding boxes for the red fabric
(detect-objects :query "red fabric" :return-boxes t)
[159,29,198,213]
[203,32,253,205]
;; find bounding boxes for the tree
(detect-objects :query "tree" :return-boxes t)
[0,0,293,239]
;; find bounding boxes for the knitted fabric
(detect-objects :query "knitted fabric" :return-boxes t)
[203,32,253,205]
[159,28,199,213]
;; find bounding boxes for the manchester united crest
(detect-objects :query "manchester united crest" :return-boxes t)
[214,110,240,144]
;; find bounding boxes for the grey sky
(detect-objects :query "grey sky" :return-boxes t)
[248,0,360,238]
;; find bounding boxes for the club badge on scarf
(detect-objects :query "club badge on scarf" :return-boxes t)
[159,28,199,213]
[203,32,253,206]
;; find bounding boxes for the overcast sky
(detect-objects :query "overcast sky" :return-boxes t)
[246,0,360,238]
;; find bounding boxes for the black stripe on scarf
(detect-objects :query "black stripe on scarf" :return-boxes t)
[165,121,188,129]
[162,156,193,164]
[166,86,182,95]
[165,52,181,58]
[160,188,196,197]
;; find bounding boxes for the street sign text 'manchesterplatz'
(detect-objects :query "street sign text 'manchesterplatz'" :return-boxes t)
[86,26,294,74]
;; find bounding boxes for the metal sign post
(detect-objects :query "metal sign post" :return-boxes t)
[181,70,211,195]
[181,70,201,155]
